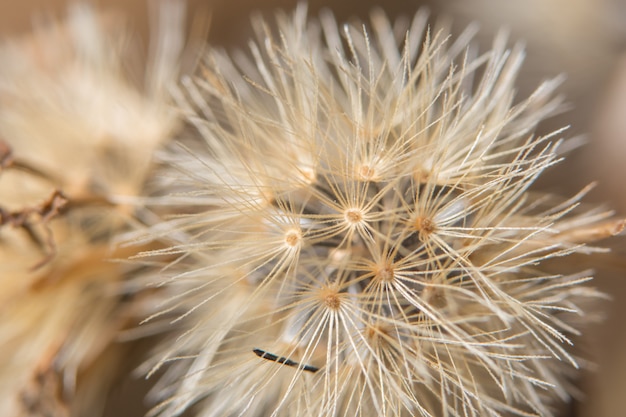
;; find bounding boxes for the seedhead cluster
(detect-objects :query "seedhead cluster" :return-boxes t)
[142,6,621,417]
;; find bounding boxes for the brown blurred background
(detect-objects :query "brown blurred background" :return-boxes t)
[1,1,624,416]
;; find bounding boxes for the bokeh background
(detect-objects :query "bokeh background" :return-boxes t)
[0,1,624,416]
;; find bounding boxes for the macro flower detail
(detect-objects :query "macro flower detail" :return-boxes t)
[143,6,623,417]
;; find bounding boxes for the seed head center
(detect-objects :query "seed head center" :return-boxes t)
[414,216,436,235]
[284,229,302,247]
[358,164,375,181]
[345,209,364,224]
[319,286,341,310]
[375,263,395,282]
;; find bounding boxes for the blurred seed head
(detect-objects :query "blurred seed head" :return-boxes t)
[0,2,189,416]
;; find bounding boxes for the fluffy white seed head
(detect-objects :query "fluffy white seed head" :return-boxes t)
[143,6,619,417]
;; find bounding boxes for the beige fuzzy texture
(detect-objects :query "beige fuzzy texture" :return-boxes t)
[138,6,623,417]
[0,2,623,417]
[0,3,185,416]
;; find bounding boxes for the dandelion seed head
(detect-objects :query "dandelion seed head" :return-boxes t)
[142,5,622,417]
